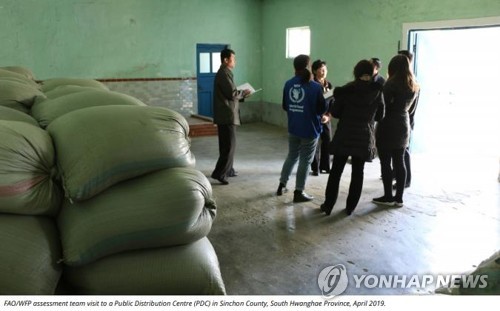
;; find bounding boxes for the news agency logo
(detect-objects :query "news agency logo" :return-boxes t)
[317,264,349,298]
[318,264,489,297]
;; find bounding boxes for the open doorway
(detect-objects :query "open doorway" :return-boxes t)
[403,24,500,191]
[408,26,500,158]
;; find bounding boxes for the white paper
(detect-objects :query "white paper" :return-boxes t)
[237,82,262,95]
[323,88,333,100]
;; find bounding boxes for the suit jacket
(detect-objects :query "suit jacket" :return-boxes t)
[213,65,241,125]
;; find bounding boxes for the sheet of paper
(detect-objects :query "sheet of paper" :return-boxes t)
[237,82,261,95]
[323,89,333,100]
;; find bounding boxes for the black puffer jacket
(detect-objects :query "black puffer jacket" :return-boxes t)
[329,80,384,161]
[375,80,418,150]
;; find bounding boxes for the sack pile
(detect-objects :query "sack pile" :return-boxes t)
[0,69,225,295]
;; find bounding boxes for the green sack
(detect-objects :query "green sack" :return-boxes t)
[0,66,36,80]
[41,78,108,93]
[63,238,226,295]
[0,79,45,107]
[0,106,39,126]
[32,89,146,128]
[47,105,195,202]
[0,214,62,294]
[58,167,216,266]
[0,121,62,216]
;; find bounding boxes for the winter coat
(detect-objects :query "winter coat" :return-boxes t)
[375,79,419,150]
[329,80,384,161]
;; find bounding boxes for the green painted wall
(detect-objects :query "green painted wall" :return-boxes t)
[3,0,500,111]
[0,0,261,88]
[262,0,500,105]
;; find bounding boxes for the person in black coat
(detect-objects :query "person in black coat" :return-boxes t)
[373,54,419,207]
[320,60,384,216]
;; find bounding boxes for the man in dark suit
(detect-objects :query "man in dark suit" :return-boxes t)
[211,48,250,185]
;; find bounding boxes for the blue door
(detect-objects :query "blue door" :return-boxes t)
[196,44,228,118]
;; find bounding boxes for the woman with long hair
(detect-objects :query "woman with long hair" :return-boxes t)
[373,54,419,207]
[320,59,384,216]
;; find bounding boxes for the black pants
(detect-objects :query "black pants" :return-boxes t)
[311,126,331,173]
[212,124,236,179]
[323,155,366,210]
[379,148,406,201]
[404,146,411,186]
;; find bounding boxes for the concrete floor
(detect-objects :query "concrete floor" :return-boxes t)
[190,122,500,295]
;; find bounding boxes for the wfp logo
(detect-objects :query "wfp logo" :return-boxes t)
[317,264,349,298]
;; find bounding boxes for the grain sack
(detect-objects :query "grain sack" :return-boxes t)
[0,66,36,80]
[0,121,62,216]
[0,106,39,126]
[0,79,45,108]
[436,250,500,295]
[0,76,41,90]
[32,89,146,128]
[58,167,216,266]
[63,237,225,295]
[47,105,195,201]
[0,214,62,294]
[41,78,109,93]
[32,85,101,107]
[0,100,30,113]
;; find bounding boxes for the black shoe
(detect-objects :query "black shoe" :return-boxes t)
[344,207,355,216]
[228,170,238,177]
[211,174,229,185]
[311,171,319,176]
[276,183,287,196]
[394,199,403,207]
[320,203,333,216]
[320,169,330,174]
[372,196,395,206]
[293,190,313,203]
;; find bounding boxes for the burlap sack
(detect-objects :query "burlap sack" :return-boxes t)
[58,167,216,266]
[32,89,146,128]
[0,214,62,294]
[0,121,62,216]
[47,105,194,201]
[63,238,226,295]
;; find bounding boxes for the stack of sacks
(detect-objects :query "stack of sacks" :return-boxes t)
[0,66,45,113]
[45,102,224,294]
[0,118,63,294]
[32,89,146,128]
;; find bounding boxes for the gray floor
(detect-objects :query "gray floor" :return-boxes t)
[190,122,500,295]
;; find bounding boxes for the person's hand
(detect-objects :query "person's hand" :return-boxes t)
[243,89,252,97]
[321,113,331,124]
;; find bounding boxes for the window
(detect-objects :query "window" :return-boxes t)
[286,26,310,58]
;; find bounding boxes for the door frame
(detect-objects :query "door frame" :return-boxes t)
[196,43,229,118]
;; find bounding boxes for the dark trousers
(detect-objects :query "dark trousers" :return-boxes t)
[379,148,406,201]
[323,155,366,210]
[212,124,236,179]
[311,126,331,173]
[404,146,411,185]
